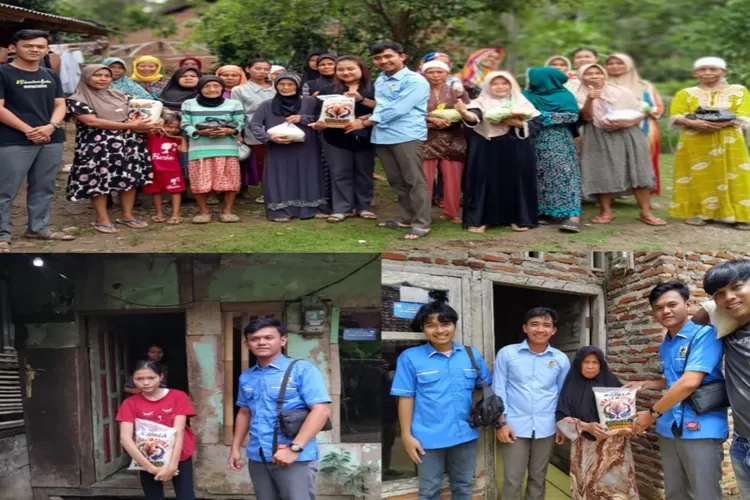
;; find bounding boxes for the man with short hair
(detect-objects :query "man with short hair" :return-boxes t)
[628,281,727,500]
[0,29,75,251]
[348,41,431,241]
[703,259,750,500]
[493,307,570,500]
[228,318,332,500]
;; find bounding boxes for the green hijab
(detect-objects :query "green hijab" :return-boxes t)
[522,67,580,113]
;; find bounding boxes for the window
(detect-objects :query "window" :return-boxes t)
[591,252,606,272]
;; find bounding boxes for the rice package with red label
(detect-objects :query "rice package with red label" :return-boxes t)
[593,387,637,432]
[127,418,179,473]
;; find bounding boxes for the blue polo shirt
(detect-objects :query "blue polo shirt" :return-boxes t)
[236,354,332,462]
[493,340,570,439]
[391,342,492,449]
[656,320,728,440]
[370,67,429,145]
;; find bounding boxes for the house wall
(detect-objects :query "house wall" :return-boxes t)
[0,433,31,500]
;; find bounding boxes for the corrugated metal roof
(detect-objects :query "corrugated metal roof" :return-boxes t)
[0,3,110,35]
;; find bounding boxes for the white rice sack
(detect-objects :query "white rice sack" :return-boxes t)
[317,95,355,128]
[703,299,738,339]
[127,418,179,473]
[128,99,163,122]
[604,109,643,122]
[593,387,638,433]
[267,122,306,142]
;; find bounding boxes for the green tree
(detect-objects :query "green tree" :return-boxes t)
[52,0,176,35]
[3,0,54,12]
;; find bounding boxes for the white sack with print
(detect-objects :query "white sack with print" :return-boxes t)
[267,122,306,142]
[128,99,163,122]
[317,95,355,128]
[593,387,638,433]
[127,418,179,474]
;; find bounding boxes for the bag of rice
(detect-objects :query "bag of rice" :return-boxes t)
[429,103,462,122]
[317,95,355,128]
[128,99,163,122]
[127,418,179,474]
[267,122,306,142]
[484,102,534,124]
[593,387,638,433]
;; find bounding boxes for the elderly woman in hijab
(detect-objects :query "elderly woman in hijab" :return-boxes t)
[460,48,504,98]
[419,52,463,90]
[216,65,247,98]
[575,63,664,226]
[66,64,157,234]
[605,53,664,198]
[557,346,639,499]
[249,72,331,222]
[454,71,540,233]
[181,76,244,224]
[302,53,336,97]
[523,67,582,232]
[130,55,170,98]
[669,57,750,230]
[159,66,202,112]
[101,57,152,99]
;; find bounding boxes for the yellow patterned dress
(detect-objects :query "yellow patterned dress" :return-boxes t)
[669,85,750,223]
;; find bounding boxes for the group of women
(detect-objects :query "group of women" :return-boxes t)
[62,46,750,234]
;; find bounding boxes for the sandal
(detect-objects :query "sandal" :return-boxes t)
[91,222,118,234]
[735,223,750,231]
[685,217,708,226]
[328,214,346,223]
[0,240,10,253]
[358,210,377,220]
[467,226,486,234]
[400,228,431,240]
[219,213,240,223]
[314,213,330,219]
[271,217,290,223]
[115,218,148,229]
[379,220,411,230]
[560,219,581,233]
[24,231,76,241]
[151,215,167,223]
[637,214,667,226]
[592,214,615,224]
[511,224,530,232]
[439,215,462,223]
[167,217,183,225]
[192,214,212,224]
[255,195,265,204]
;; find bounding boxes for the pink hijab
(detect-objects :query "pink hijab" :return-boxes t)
[574,63,639,127]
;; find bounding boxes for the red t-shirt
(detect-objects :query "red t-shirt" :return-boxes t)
[147,135,182,172]
[116,389,197,462]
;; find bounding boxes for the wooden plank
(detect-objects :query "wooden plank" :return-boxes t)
[222,312,234,446]
[329,307,340,345]
[221,301,286,313]
[78,318,96,486]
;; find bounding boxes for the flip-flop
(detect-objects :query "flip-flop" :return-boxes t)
[637,215,667,226]
[327,214,346,223]
[151,215,167,223]
[314,213,330,219]
[467,226,486,234]
[220,213,240,223]
[400,228,431,240]
[560,219,581,233]
[91,222,118,234]
[24,231,76,241]
[684,217,708,226]
[116,218,148,229]
[379,220,410,230]
[511,224,530,232]
[358,211,377,220]
[191,214,212,224]
[271,218,290,223]
[167,217,183,225]
[735,223,750,231]
[592,215,615,224]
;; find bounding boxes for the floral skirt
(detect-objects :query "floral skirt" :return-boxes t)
[188,157,241,194]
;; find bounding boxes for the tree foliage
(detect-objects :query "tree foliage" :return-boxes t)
[3,0,55,12]
[51,0,175,35]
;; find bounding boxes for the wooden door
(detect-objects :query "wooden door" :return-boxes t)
[88,318,130,481]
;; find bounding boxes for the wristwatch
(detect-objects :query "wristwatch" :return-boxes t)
[494,421,507,430]
[649,408,662,420]
[290,443,303,453]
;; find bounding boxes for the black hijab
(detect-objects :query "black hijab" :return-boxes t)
[271,72,303,117]
[556,346,621,440]
[303,50,323,83]
[159,67,202,111]
[196,76,226,108]
[306,53,336,94]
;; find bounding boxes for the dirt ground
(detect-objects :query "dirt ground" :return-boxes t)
[6,139,749,254]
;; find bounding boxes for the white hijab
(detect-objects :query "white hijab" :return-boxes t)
[468,70,540,139]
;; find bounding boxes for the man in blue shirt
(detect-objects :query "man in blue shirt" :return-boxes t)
[493,307,570,500]
[349,41,431,241]
[228,318,332,500]
[391,292,492,500]
[628,281,727,500]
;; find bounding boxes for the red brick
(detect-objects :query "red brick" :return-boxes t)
[382,252,407,261]
[510,258,523,264]
[408,256,432,264]
[491,265,519,273]
[468,260,486,269]
[452,259,469,267]
[686,254,700,261]
[618,295,638,305]
[435,258,449,265]
[717,251,736,259]
[473,253,507,263]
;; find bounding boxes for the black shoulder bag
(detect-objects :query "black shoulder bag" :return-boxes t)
[682,335,730,414]
[464,346,505,428]
[272,360,333,454]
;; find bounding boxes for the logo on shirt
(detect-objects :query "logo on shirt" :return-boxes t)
[686,421,701,431]
[548,360,557,368]
[678,346,688,357]
[15,78,52,89]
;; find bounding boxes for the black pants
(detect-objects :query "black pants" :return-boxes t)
[140,457,196,500]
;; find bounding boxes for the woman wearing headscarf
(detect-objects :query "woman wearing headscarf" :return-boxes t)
[418,52,462,89]
[302,53,336,97]
[454,71,540,233]
[66,64,157,234]
[302,50,323,84]
[669,57,750,230]
[131,55,170,98]
[270,65,286,82]
[249,72,330,222]
[566,48,600,94]
[556,346,639,499]
[216,65,247,98]
[178,56,203,72]
[575,63,664,226]
[523,67,582,232]
[460,48,504,98]
[606,53,664,197]
[159,67,202,112]
[545,55,579,92]
[181,76,244,224]
[101,57,152,99]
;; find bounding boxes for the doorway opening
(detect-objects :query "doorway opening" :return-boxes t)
[88,312,187,491]
[492,284,591,494]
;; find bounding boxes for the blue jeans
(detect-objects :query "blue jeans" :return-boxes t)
[417,439,477,500]
[731,434,750,500]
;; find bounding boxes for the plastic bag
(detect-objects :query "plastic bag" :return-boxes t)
[128,99,163,122]
[239,143,251,161]
[603,109,643,122]
[127,418,179,474]
[593,387,638,433]
[267,122,306,142]
[556,417,579,441]
[429,103,462,122]
[317,95,355,128]
[484,102,534,124]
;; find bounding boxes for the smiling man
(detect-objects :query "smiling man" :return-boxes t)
[703,260,750,500]
[493,307,570,500]
[627,281,727,500]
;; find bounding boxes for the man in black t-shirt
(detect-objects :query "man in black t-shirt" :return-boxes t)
[0,30,75,251]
